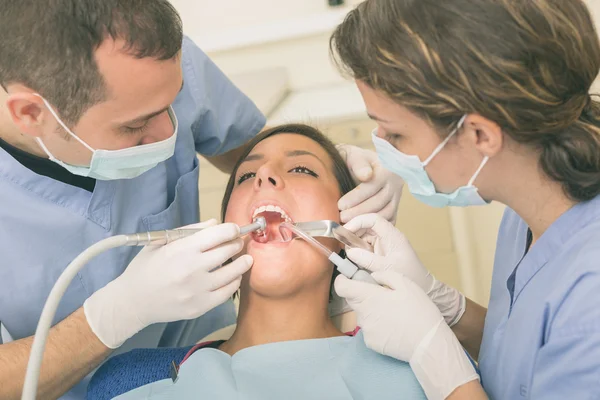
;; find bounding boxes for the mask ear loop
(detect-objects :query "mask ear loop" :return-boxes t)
[422,114,467,167]
[467,156,489,187]
[33,94,95,153]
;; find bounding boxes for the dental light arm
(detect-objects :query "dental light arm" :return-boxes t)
[21,218,266,400]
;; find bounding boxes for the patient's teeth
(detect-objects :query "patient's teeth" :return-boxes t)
[251,204,293,222]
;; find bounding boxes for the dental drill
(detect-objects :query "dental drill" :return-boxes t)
[21,217,266,400]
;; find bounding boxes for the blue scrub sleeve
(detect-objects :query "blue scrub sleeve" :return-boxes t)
[530,271,600,399]
[179,36,266,157]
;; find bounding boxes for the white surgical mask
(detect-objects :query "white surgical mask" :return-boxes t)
[372,115,489,208]
[34,95,178,180]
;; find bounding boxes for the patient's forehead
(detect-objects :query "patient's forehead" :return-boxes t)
[249,133,334,167]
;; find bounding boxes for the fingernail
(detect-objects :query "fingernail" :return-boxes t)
[340,211,350,223]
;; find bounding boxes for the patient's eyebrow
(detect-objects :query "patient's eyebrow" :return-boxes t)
[285,150,326,167]
[240,150,327,167]
[241,154,264,163]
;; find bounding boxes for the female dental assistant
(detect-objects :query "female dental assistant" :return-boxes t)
[331,0,600,399]
[0,2,402,399]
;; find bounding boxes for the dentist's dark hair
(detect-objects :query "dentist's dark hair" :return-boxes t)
[331,0,600,202]
[0,0,182,125]
[220,123,357,300]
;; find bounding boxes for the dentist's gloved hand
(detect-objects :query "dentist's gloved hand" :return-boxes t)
[343,213,465,327]
[336,144,403,224]
[84,219,252,349]
[335,270,479,400]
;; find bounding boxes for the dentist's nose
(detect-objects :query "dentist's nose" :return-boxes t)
[254,165,284,191]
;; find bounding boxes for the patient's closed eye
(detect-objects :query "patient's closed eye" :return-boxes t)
[236,166,318,185]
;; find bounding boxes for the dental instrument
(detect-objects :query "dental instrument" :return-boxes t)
[21,217,266,400]
[289,220,373,251]
[118,217,266,246]
[279,222,377,285]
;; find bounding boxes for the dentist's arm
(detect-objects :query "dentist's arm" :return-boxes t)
[0,220,252,399]
[0,309,110,400]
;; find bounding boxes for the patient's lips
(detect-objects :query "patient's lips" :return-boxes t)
[250,204,293,244]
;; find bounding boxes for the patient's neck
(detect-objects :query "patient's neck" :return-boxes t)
[220,280,344,355]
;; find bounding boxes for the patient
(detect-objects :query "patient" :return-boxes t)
[87,124,426,399]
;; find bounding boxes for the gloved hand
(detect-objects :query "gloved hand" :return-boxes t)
[336,144,403,224]
[335,270,479,400]
[343,213,465,327]
[84,219,252,349]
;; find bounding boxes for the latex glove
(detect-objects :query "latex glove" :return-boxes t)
[344,213,465,327]
[336,144,403,224]
[84,219,252,349]
[335,270,479,400]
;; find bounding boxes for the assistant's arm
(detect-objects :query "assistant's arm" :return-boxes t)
[451,298,487,360]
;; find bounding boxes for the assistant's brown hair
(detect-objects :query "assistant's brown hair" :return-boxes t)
[331,0,600,202]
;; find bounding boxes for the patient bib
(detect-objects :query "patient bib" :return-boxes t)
[115,331,426,399]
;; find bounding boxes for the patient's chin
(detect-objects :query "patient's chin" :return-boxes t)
[244,246,331,298]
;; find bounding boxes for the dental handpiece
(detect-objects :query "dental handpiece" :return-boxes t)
[123,216,267,246]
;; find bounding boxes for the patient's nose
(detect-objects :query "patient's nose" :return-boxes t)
[254,166,284,190]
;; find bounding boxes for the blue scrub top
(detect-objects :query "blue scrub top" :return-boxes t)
[0,36,265,400]
[479,195,600,399]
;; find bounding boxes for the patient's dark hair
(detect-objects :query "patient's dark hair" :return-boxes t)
[221,123,357,298]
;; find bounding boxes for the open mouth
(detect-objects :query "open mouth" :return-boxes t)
[250,205,293,244]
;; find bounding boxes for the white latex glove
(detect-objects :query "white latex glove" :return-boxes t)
[335,270,479,400]
[84,219,252,349]
[344,213,465,327]
[336,144,403,224]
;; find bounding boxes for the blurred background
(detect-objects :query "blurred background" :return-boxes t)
[169,0,600,307]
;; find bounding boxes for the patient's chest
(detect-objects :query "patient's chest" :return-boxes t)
[116,332,426,400]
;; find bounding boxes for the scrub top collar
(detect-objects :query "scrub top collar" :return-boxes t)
[510,195,600,304]
[0,146,115,230]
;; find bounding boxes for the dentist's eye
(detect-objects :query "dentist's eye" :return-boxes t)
[237,171,256,184]
[123,122,150,134]
[289,166,318,177]
[384,133,402,146]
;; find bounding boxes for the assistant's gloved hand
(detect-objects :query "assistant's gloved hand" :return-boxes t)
[84,219,252,349]
[343,213,465,327]
[335,270,479,400]
[336,144,403,224]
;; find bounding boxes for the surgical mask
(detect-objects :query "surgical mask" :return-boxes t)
[34,95,178,180]
[372,115,489,208]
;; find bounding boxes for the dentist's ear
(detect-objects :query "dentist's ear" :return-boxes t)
[462,114,504,158]
[3,85,50,138]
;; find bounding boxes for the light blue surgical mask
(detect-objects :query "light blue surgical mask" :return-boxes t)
[372,115,489,208]
[34,95,178,180]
